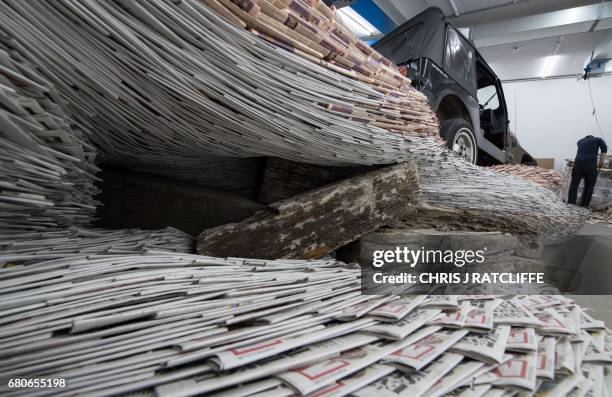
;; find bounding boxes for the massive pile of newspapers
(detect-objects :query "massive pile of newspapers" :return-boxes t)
[0,0,439,168]
[1,251,611,397]
[0,0,589,241]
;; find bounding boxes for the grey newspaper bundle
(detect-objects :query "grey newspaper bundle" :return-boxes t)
[1,251,611,397]
[0,0,589,241]
[0,46,100,232]
[0,227,194,266]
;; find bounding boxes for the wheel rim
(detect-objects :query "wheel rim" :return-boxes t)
[452,128,476,163]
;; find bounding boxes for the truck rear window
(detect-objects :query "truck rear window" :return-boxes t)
[444,27,476,92]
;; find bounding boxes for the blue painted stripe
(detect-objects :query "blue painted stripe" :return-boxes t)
[351,0,397,38]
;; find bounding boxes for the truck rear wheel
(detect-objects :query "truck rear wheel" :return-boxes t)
[441,118,478,164]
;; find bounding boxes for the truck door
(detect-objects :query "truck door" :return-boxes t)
[476,63,508,152]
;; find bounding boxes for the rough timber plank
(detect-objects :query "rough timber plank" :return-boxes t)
[197,162,422,259]
[258,157,378,204]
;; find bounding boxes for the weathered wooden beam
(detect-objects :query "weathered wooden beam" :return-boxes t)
[196,162,422,259]
[258,157,378,203]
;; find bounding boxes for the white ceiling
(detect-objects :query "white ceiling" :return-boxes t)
[480,30,612,80]
[371,0,612,80]
[372,0,603,26]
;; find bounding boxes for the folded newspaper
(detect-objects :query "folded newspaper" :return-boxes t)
[1,251,612,397]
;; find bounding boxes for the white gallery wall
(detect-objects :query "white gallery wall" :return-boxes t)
[502,74,612,170]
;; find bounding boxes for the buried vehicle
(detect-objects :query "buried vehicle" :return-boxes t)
[374,7,535,166]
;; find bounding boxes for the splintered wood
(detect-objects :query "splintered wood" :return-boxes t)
[197,162,422,259]
[1,251,611,396]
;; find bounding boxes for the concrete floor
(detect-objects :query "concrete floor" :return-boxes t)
[569,223,612,326]
[571,294,612,393]
[571,295,612,328]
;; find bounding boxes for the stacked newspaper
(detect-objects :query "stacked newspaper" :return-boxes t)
[0,227,194,266]
[489,165,564,193]
[1,251,611,397]
[0,0,588,241]
[0,46,100,232]
[0,0,440,170]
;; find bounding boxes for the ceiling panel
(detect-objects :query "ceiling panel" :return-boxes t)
[453,0,512,14]
[479,36,560,80]
[474,21,596,47]
[555,29,612,70]
[479,30,611,80]
[371,0,409,24]
[450,0,603,27]
[421,0,454,15]
[373,0,604,27]
[387,0,428,20]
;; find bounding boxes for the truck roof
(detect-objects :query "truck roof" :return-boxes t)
[374,7,498,97]
[374,8,447,68]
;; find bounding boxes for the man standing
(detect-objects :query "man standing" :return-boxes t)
[568,134,607,207]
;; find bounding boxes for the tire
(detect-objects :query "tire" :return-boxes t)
[440,118,478,164]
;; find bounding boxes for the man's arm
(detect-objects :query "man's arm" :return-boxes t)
[598,138,607,169]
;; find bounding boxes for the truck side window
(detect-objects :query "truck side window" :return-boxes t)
[477,85,499,110]
[444,28,475,90]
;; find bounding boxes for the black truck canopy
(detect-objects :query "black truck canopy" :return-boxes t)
[373,7,479,97]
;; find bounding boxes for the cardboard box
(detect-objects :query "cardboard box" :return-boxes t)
[535,158,555,169]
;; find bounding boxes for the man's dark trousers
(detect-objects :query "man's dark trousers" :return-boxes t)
[568,159,598,207]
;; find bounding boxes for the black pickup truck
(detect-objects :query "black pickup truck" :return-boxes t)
[374,7,535,166]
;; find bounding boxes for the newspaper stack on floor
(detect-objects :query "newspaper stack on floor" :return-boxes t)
[0,227,194,266]
[489,165,564,193]
[1,251,611,397]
